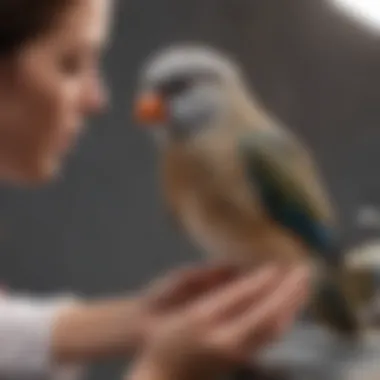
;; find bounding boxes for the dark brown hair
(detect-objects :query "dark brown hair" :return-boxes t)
[0,0,72,57]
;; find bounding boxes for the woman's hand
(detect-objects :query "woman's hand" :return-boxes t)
[52,264,240,362]
[128,265,310,380]
[51,263,308,367]
[136,264,241,343]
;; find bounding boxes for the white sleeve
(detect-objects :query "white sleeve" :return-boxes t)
[0,293,87,380]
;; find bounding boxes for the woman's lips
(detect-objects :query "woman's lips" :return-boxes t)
[55,126,81,156]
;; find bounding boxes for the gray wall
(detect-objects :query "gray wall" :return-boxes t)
[0,0,379,378]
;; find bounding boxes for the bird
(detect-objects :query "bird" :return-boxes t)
[133,43,376,340]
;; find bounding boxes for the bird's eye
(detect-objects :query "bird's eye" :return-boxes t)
[160,78,189,96]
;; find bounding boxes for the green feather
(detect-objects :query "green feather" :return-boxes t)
[238,128,334,228]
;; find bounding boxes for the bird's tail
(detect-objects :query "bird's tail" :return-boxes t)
[310,267,361,337]
[310,243,380,336]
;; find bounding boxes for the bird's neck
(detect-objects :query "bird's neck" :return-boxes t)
[228,85,275,132]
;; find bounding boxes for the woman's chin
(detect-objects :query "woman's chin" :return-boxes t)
[0,158,63,188]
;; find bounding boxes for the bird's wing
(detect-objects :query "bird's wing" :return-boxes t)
[238,127,335,225]
[237,127,339,257]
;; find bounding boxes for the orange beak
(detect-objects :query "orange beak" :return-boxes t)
[134,92,167,125]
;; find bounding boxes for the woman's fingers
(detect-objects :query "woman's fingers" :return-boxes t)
[147,264,239,309]
[191,265,282,322]
[271,270,310,336]
[250,269,309,350]
[221,265,309,352]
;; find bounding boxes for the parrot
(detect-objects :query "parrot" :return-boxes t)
[132,44,377,343]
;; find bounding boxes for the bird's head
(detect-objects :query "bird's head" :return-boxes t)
[133,44,245,143]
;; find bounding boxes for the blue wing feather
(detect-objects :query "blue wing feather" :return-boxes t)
[238,130,342,265]
[258,176,333,251]
[248,161,343,268]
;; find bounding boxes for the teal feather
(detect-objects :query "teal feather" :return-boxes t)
[240,144,342,265]
[238,130,360,335]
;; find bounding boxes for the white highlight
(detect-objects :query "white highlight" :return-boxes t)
[330,0,380,32]
[141,44,241,84]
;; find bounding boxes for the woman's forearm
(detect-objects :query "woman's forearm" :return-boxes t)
[0,293,147,380]
[52,296,145,363]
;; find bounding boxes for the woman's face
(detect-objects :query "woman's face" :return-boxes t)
[0,0,112,185]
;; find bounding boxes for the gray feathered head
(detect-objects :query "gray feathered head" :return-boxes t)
[134,44,248,141]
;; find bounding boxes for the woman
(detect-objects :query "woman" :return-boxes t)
[0,1,309,380]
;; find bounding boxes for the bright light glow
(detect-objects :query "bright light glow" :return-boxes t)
[330,0,380,32]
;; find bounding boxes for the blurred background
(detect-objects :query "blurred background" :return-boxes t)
[0,0,380,378]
